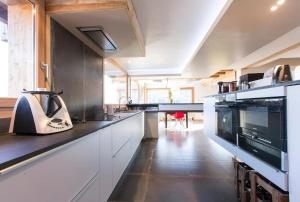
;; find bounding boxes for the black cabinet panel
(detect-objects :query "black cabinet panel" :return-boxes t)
[84,46,104,120]
[51,19,103,121]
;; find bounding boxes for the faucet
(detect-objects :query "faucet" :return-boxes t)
[118,96,127,112]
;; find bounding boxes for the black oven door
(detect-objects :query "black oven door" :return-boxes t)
[215,102,238,145]
[238,98,286,151]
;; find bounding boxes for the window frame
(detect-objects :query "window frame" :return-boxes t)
[145,87,195,104]
[145,88,171,104]
[179,87,195,103]
[0,0,46,112]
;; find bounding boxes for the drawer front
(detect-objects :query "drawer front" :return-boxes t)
[72,174,100,202]
[0,132,99,202]
[112,140,131,187]
[112,118,131,155]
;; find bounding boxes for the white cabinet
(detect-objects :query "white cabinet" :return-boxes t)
[112,140,132,187]
[287,85,300,202]
[131,112,144,153]
[0,113,145,202]
[72,174,100,202]
[111,118,131,156]
[0,132,99,202]
[112,112,144,188]
[203,97,216,137]
[99,127,113,202]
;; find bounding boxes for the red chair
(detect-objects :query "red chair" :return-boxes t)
[173,112,185,128]
[174,112,185,119]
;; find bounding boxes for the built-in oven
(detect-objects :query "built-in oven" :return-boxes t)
[215,98,239,145]
[237,97,288,171]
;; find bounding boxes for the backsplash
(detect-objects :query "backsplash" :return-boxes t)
[51,19,104,122]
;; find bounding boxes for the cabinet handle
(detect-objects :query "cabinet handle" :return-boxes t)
[112,139,130,158]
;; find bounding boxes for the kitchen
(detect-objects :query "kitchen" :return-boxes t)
[1,0,300,202]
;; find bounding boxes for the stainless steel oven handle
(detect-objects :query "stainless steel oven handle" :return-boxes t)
[243,132,254,138]
[256,137,271,144]
[214,105,230,108]
[214,105,236,108]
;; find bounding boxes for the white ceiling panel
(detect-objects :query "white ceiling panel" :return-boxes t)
[184,0,300,77]
[117,0,231,75]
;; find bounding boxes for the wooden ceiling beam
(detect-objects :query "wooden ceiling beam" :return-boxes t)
[46,1,127,14]
[106,58,128,75]
[126,0,145,56]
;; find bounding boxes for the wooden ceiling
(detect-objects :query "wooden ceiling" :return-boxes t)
[209,69,234,78]
[46,0,145,58]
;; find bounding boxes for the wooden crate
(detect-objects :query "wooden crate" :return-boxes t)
[234,159,255,202]
[250,172,289,202]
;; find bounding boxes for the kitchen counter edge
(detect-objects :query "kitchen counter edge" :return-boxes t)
[0,111,143,172]
[204,80,300,98]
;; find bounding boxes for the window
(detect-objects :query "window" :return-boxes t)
[146,88,170,104]
[146,87,194,104]
[0,0,35,98]
[173,88,194,103]
[130,80,139,103]
[104,60,127,104]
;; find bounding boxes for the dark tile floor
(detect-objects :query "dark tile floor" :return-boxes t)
[109,122,238,202]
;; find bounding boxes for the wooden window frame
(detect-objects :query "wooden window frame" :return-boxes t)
[144,88,170,104]
[180,87,195,103]
[0,98,17,118]
[0,0,46,117]
[144,87,195,104]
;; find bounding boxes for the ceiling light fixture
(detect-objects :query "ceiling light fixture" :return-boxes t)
[270,5,278,11]
[277,0,285,5]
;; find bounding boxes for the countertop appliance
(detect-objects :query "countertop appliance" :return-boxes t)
[215,95,238,145]
[239,73,264,85]
[218,81,236,94]
[272,65,292,84]
[9,90,73,135]
[237,97,287,171]
[239,73,264,90]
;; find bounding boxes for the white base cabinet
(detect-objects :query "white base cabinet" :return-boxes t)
[287,85,300,202]
[112,112,144,187]
[0,112,144,202]
[0,132,99,202]
[73,174,101,202]
[203,97,216,137]
[99,127,113,202]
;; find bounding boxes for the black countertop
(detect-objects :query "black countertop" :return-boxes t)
[206,80,300,97]
[127,103,203,106]
[0,111,142,171]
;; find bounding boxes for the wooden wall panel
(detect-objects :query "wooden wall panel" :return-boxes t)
[7,2,34,96]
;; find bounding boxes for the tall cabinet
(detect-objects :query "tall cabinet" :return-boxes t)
[287,85,300,202]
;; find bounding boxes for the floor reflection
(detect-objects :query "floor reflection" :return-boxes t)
[109,121,238,202]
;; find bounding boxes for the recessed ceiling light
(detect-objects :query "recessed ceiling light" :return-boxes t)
[270,5,278,11]
[277,0,285,5]
[128,60,132,64]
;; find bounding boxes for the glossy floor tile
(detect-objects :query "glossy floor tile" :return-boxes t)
[109,121,238,202]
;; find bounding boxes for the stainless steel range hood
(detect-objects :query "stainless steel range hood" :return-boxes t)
[78,26,117,52]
